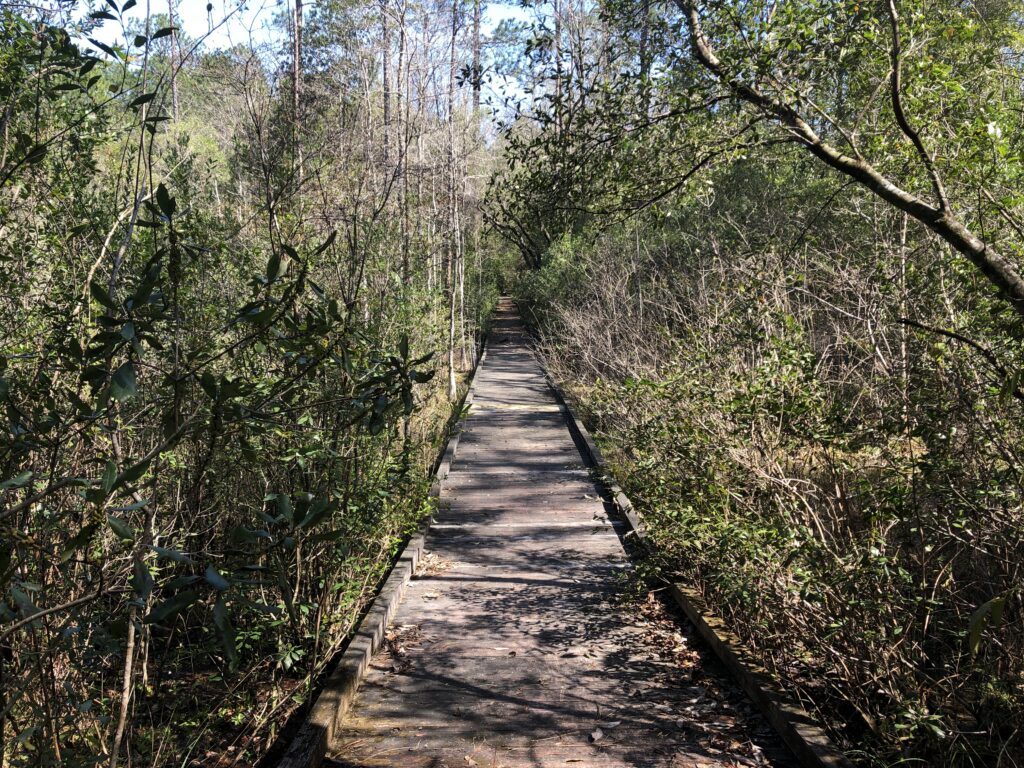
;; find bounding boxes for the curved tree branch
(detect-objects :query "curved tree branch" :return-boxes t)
[885,0,950,211]
[675,0,1024,320]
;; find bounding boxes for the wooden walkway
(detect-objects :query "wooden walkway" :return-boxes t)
[329,301,792,768]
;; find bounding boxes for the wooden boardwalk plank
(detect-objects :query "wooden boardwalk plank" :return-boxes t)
[329,301,794,768]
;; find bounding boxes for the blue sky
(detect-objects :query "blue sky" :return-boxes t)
[85,0,531,51]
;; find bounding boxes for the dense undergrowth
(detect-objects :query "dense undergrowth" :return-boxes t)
[517,163,1024,765]
[0,3,503,764]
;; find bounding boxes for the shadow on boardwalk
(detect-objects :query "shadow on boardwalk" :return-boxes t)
[327,300,794,768]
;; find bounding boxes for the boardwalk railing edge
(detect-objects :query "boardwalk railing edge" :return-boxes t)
[540,363,855,768]
[277,340,489,768]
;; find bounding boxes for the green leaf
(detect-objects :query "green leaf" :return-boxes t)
[145,590,199,624]
[90,280,118,309]
[213,597,238,670]
[155,183,176,218]
[150,545,193,563]
[112,456,151,492]
[101,459,117,493]
[204,565,229,591]
[276,494,293,522]
[1,471,33,490]
[106,515,135,542]
[968,595,1008,656]
[24,144,47,164]
[128,92,157,108]
[133,35,148,47]
[297,495,334,529]
[266,251,282,283]
[88,38,119,59]
[109,362,136,402]
[152,26,177,39]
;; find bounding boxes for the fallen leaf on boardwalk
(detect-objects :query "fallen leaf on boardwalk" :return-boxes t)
[422,592,439,600]
[598,720,621,729]
[463,757,478,766]
[589,728,603,743]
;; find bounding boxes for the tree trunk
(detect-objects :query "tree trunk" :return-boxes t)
[446,0,459,399]
[292,0,304,193]
[167,0,179,120]
[381,0,392,167]
[472,0,482,112]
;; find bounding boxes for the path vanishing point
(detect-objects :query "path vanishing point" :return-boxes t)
[327,299,795,768]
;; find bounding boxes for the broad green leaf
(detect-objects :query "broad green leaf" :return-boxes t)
[129,92,156,108]
[1,471,33,490]
[155,183,176,218]
[109,362,136,402]
[150,545,193,563]
[145,590,199,624]
[968,595,1008,656]
[213,597,238,670]
[106,515,135,542]
[204,565,229,591]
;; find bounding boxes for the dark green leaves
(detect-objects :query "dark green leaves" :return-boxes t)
[968,594,1008,656]
[106,515,135,542]
[145,590,198,624]
[204,565,229,591]
[23,144,47,165]
[87,38,119,60]
[151,545,193,564]
[128,92,156,109]
[213,598,238,669]
[90,280,118,310]
[109,362,136,402]
[266,251,282,283]
[1,471,33,490]
[155,183,176,218]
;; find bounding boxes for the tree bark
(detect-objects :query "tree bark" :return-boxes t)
[381,0,392,167]
[292,0,304,192]
[472,0,482,112]
[167,0,179,120]
[447,0,459,399]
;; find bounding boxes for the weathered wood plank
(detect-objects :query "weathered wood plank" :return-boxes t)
[326,300,795,768]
